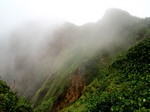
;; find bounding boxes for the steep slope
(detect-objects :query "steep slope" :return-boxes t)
[32,9,150,112]
[62,37,150,112]
[52,68,85,112]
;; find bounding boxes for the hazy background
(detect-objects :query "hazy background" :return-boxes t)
[0,0,150,98]
[0,0,150,34]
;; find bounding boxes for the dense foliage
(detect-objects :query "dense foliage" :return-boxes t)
[62,38,150,112]
[0,80,33,112]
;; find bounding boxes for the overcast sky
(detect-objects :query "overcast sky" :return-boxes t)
[0,0,150,34]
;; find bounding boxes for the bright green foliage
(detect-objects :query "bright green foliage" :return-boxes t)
[0,80,33,112]
[62,38,150,112]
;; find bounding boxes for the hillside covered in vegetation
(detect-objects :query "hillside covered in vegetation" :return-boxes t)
[62,37,150,112]
[0,9,150,112]
[0,80,32,112]
[32,9,150,112]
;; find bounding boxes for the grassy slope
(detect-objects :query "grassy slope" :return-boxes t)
[32,9,150,112]
[62,37,150,112]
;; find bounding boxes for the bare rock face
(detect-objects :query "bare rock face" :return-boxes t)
[52,67,85,112]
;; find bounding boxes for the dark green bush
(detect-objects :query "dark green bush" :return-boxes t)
[0,80,33,112]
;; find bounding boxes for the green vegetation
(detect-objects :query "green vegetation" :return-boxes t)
[1,9,150,112]
[34,98,54,112]
[0,80,33,112]
[62,38,150,112]
[32,9,150,112]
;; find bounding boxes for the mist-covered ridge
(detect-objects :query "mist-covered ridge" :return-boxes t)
[0,8,150,112]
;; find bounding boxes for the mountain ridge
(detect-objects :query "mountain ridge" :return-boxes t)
[32,9,150,112]
[0,8,150,112]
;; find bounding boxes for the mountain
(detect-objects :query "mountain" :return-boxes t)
[31,9,150,112]
[0,8,150,112]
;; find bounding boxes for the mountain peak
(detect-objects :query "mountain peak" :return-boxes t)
[104,8,130,17]
[102,8,131,20]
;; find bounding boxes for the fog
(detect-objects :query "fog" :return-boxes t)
[0,20,64,95]
[0,0,149,99]
[0,8,143,99]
